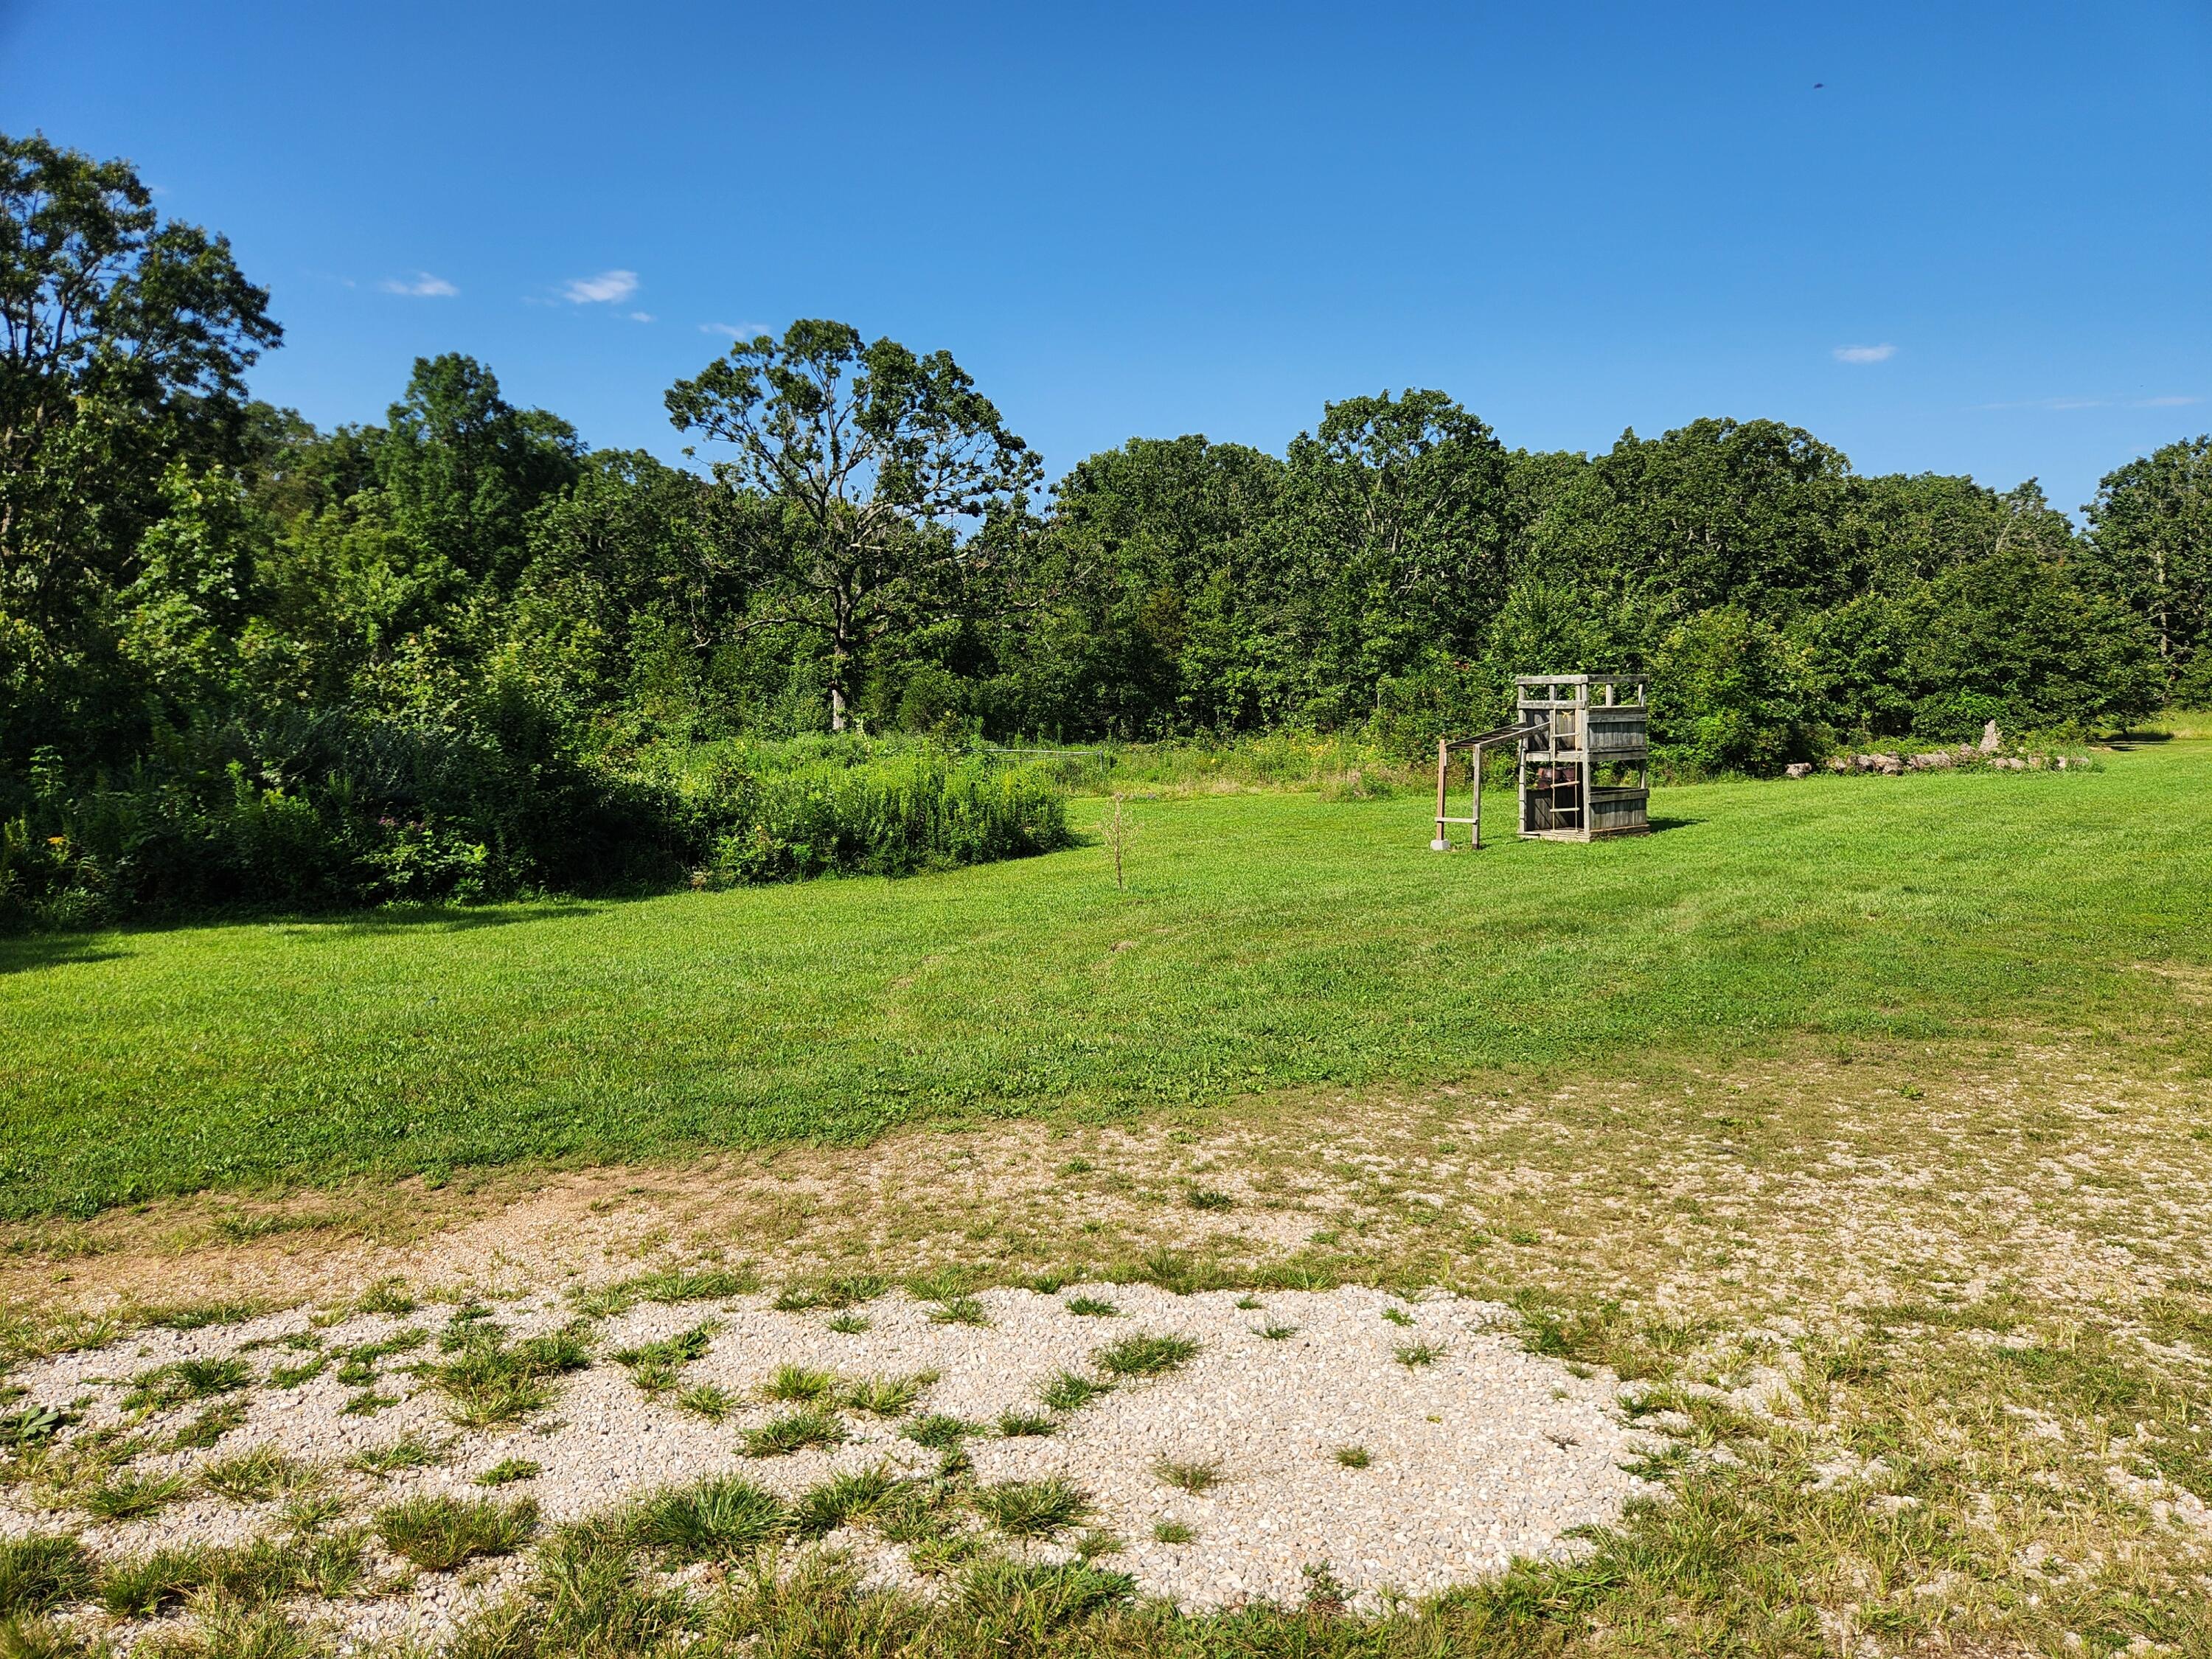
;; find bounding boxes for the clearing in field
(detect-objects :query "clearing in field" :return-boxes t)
[4,741,2211,1656]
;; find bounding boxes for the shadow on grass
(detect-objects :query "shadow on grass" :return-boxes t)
[0,933,128,975]
[1645,815,1704,834]
[0,900,604,973]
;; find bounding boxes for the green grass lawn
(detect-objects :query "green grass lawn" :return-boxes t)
[5,743,2209,1220]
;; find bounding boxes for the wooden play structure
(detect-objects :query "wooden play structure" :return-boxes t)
[1432,673,1652,849]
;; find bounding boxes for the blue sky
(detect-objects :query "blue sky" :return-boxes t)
[7,0,2207,518]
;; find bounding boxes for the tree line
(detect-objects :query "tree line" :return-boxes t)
[4,134,2207,918]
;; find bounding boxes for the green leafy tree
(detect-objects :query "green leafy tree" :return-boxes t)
[2081,437,2212,700]
[1901,548,2163,737]
[1274,390,1514,724]
[375,354,582,591]
[1649,605,1814,773]
[664,319,1041,731]
[0,131,279,765]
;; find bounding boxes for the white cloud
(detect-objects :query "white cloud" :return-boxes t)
[560,269,639,305]
[628,310,654,323]
[700,321,770,339]
[1833,343,1896,364]
[2135,394,2203,408]
[380,271,459,298]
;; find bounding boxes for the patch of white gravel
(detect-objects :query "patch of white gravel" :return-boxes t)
[3,1283,1654,1648]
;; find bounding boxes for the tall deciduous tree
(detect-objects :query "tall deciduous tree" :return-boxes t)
[0,131,279,763]
[2081,437,2212,699]
[665,319,1040,729]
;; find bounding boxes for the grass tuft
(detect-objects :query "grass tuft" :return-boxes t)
[1151,1520,1194,1544]
[901,1413,973,1452]
[842,1372,935,1417]
[476,1457,542,1487]
[83,1469,188,1520]
[612,1321,717,1394]
[344,1434,445,1475]
[1095,1332,1199,1379]
[1151,1458,1222,1495]
[416,1319,591,1427]
[376,1493,538,1571]
[201,1446,321,1503]
[742,1408,845,1458]
[791,1465,900,1539]
[571,1264,759,1319]
[971,1477,1091,1538]
[773,1275,886,1314]
[995,1409,1057,1438]
[675,1382,737,1422]
[0,1532,94,1618]
[1394,1340,1444,1368]
[1037,1370,1112,1413]
[122,1357,252,1413]
[631,1475,788,1562]
[1334,1444,1371,1469]
[763,1363,838,1403]
[1064,1296,1118,1318]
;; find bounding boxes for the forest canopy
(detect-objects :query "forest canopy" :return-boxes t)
[2,135,2203,924]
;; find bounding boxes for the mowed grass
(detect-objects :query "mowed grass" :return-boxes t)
[3,745,2208,1217]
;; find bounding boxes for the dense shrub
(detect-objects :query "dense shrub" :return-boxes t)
[1,734,1071,931]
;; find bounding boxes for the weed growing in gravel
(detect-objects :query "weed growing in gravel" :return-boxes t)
[1381,1307,1414,1328]
[1,1402,72,1452]
[0,1532,93,1618]
[928,1295,990,1327]
[631,1475,788,1562]
[344,1434,445,1475]
[676,1383,737,1422]
[902,1413,973,1451]
[1185,1186,1233,1211]
[97,1544,210,1615]
[773,1274,885,1313]
[1065,1296,1118,1317]
[1037,1371,1111,1413]
[476,1458,542,1486]
[417,1319,591,1426]
[613,1321,717,1393]
[972,1477,1091,1538]
[1095,1333,1199,1379]
[1394,1340,1444,1368]
[1152,1458,1222,1495]
[352,1279,417,1316]
[1335,1444,1371,1469]
[763,1364,838,1404]
[842,1373,934,1416]
[281,1493,346,1534]
[1152,1520,1194,1544]
[1234,1295,1263,1311]
[792,1465,900,1538]
[1074,1528,1123,1559]
[996,1409,1056,1438]
[339,1388,397,1416]
[138,1301,265,1332]
[445,1523,695,1655]
[1060,1158,1093,1175]
[84,1469,188,1520]
[169,1400,246,1449]
[333,1327,426,1386]
[1259,1323,1297,1340]
[267,1353,330,1388]
[824,1312,872,1334]
[572,1264,759,1318]
[201,1447,320,1502]
[742,1409,845,1458]
[123,1357,252,1412]
[376,1494,538,1571]
[150,1600,327,1658]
